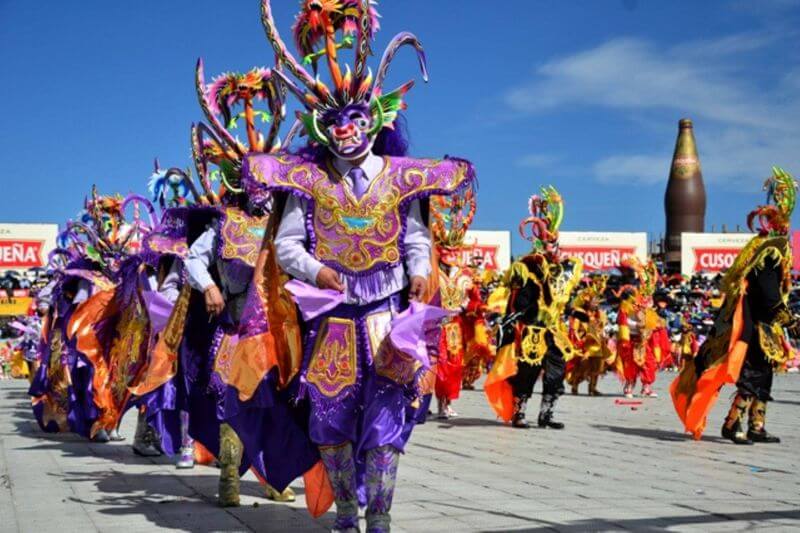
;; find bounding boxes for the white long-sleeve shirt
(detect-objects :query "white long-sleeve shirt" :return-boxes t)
[185,226,251,296]
[274,153,431,306]
[185,227,218,293]
[73,278,91,304]
[36,278,57,311]
[146,260,182,305]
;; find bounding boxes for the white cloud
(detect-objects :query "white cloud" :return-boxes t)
[506,31,800,191]
[593,154,666,185]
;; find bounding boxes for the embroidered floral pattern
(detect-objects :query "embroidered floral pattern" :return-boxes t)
[365,445,400,532]
[220,207,269,267]
[306,318,357,398]
[247,154,473,275]
[320,443,359,530]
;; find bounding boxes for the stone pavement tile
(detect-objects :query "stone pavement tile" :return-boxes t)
[393,485,443,503]
[489,498,563,515]
[391,501,451,520]
[670,521,795,532]
[229,504,327,532]
[450,510,553,531]
[417,498,507,519]
[5,374,800,531]
[15,509,98,532]
[397,515,491,533]
[675,499,800,514]
[475,509,596,532]
[582,504,800,532]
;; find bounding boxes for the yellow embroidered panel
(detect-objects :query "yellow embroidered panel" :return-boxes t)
[108,299,148,404]
[438,268,472,311]
[443,321,464,357]
[220,207,269,268]
[365,311,393,357]
[375,342,422,385]
[758,322,791,365]
[213,333,239,386]
[519,325,548,365]
[307,318,357,398]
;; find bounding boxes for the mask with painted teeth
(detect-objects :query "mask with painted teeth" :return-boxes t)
[321,102,376,161]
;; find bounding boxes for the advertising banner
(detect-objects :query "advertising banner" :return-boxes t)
[0,224,59,272]
[559,232,648,271]
[680,232,754,277]
[0,296,32,316]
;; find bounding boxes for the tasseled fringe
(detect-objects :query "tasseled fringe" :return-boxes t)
[340,268,399,298]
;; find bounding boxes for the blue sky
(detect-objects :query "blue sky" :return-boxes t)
[1,0,799,254]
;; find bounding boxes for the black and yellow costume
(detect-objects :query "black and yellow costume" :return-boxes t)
[566,278,615,396]
[672,167,797,444]
[499,254,580,428]
[718,243,793,444]
[484,185,580,429]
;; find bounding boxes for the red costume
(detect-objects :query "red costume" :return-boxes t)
[461,276,494,389]
[617,295,662,397]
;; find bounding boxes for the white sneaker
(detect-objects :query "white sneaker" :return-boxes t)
[176,447,195,469]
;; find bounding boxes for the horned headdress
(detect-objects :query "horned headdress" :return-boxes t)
[431,188,477,264]
[260,0,428,146]
[747,167,797,237]
[519,185,564,256]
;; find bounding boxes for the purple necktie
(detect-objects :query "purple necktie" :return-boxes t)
[349,167,369,200]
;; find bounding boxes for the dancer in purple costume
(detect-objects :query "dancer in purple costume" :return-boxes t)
[29,189,134,443]
[134,55,306,506]
[115,167,194,460]
[236,2,477,530]
[29,247,101,439]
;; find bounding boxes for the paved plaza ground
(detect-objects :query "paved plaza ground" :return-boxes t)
[1,374,799,532]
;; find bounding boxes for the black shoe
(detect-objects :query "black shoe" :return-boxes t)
[721,425,753,445]
[748,429,781,444]
[538,416,565,430]
[590,389,603,397]
[512,415,530,429]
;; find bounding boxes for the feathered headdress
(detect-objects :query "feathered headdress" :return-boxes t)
[519,185,563,256]
[69,187,157,270]
[747,167,797,236]
[191,60,288,203]
[617,255,658,305]
[431,187,477,262]
[260,0,428,145]
[147,159,192,209]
